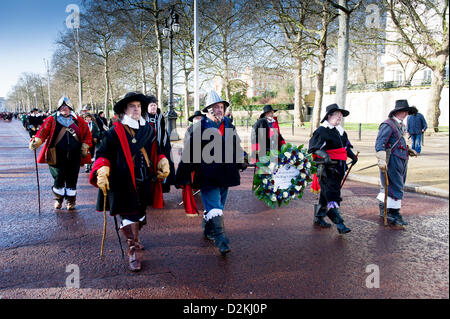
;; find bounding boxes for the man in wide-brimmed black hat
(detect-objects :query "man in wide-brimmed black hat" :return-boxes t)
[26,107,44,138]
[250,105,286,163]
[308,103,357,234]
[375,99,417,227]
[89,91,170,272]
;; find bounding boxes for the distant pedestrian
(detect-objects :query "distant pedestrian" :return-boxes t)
[250,105,286,163]
[407,106,427,154]
[27,108,43,138]
[375,99,418,226]
[82,113,101,173]
[144,95,176,194]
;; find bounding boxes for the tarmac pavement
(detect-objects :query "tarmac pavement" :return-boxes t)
[0,119,448,300]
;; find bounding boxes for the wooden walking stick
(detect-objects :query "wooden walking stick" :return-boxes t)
[341,151,359,188]
[100,191,107,257]
[382,167,389,226]
[33,149,41,215]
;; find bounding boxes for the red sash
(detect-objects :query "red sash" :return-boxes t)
[311,148,347,193]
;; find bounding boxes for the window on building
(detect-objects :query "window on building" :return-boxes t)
[423,69,432,84]
[395,70,403,84]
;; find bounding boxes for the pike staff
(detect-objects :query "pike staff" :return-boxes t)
[100,190,107,257]
[340,151,359,188]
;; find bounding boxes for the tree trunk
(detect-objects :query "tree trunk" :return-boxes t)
[294,55,304,127]
[335,0,349,121]
[427,55,447,132]
[140,44,147,95]
[184,68,190,125]
[311,33,327,136]
[104,58,110,119]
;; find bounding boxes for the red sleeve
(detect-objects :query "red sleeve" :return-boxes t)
[79,117,93,147]
[89,157,111,187]
[35,116,53,142]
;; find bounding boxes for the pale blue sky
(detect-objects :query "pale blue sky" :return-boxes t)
[0,0,82,97]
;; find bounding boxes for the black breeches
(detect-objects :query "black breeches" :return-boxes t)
[318,163,345,206]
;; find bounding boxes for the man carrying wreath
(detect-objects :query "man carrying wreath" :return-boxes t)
[308,104,357,234]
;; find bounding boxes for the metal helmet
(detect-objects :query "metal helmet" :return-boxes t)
[57,96,73,110]
[202,90,229,112]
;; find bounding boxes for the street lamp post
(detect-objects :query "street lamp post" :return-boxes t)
[163,6,180,141]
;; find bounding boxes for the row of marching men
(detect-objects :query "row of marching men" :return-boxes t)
[28,91,418,272]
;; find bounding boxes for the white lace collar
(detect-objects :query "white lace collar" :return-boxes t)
[321,120,344,136]
[121,114,146,129]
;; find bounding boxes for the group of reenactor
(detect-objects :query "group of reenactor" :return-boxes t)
[27,90,419,272]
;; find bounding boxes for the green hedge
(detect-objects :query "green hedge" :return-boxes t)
[231,103,294,111]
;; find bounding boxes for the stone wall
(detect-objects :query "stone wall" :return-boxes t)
[322,86,449,126]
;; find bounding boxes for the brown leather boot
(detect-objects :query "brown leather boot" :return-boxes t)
[131,222,144,250]
[52,191,64,210]
[66,196,76,210]
[121,224,142,272]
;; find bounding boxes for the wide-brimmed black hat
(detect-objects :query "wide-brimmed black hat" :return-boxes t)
[113,92,148,115]
[145,95,157,104]
[389,99,412,118]
[188,110,204,122]
[408,106,418,115]
[321,103,349,123]
[259,105,278,119]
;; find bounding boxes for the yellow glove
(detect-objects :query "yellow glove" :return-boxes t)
[97,166,110,195]
[29,137,42,150]
[408,148,418,157]
[81,143,90,157]
[156,157,170,180]
[375,151,387,170]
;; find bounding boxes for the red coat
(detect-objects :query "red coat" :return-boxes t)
[34,113,92,166]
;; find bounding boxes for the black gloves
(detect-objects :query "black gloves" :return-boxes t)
[314,149,332,165]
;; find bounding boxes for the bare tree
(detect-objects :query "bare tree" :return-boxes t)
[384,0,449,132]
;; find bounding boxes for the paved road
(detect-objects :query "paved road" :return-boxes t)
[0,120,448,299]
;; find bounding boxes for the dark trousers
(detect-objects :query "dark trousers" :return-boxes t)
[318,163,345,207]
[49,150,81,190]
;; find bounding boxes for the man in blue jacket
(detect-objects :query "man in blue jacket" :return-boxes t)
[407,106,427,154]
[375,100,418,227]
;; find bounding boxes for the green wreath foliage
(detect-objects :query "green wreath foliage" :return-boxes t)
[252,143,317,209]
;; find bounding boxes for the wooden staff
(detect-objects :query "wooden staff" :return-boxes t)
[34,149,41,215]
[382,167,389,226]
[340,151,359,189]
[100,191,107,257]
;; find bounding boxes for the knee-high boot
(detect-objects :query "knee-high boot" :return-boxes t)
[121,223,142,272]
[326,208,351,234]
[202,211,215,241]
[314,204,332,228]
[210,215,231,255]
[52,190,64,210]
